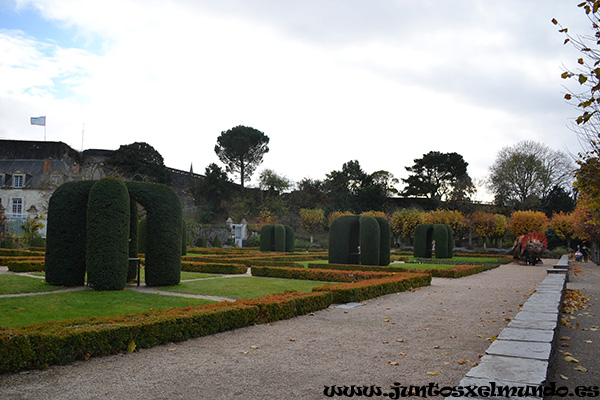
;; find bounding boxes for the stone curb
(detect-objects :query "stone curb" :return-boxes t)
[457,255,569,399]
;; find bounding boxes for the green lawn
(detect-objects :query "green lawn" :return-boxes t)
[160,276,331,299]
[0,290,214,328]
[0,274,66,295]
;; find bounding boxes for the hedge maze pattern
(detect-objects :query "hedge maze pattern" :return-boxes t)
[45,178,183,290]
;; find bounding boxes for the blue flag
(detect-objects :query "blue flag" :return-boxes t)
[31,116,46,126]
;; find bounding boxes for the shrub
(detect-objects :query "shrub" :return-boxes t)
[329,215,360,264]
[413,224,433,258]
[259,225,275,251]
[181,261,248,274]
[86,178,130,291]
[359,215,380,265]
[284,225,295,252]
[6,259,45,272]
[274,224,286,252]
[29,237,46,248]
[45,180,95,287]
[376,217,391,266]
[312,273,431,303]
[126,181,182,287]
[212,235,222,248]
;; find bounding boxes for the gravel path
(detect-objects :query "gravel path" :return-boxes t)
[0,262,550,400]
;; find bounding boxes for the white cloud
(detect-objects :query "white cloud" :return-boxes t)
[0,0,591,200]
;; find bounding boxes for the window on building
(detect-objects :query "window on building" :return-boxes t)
[12,198,22,216]
[13,175,24,188]
[0,174,3,187]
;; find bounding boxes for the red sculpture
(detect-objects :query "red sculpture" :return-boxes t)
[511,232,547,265]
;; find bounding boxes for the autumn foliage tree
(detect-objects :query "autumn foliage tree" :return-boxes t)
[550,211,577,250]
[469,211,496,248]
[424,209,467,238]
[300,208,325,244]
[389,209,425,246]
[508,210,549,237]
[327,211,354,228]
[491,214,508,248]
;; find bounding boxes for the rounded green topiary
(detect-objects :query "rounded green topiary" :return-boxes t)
[375,217,391,266]
[45,180,95,286]
[359,215,380,266]
[86,178,130,291]
[274,224,286,252]
[126,181,182,287]
[414,224,433,258]
[284,225,295,252]
[433,224,453,259]
[328,215,360,264]
[259,225,275,252]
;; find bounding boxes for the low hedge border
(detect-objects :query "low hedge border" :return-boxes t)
[181,261,248,274]
[0,256,45,265]
[392,264,484,278]
[0,249,45,257]
[237,291,332,324]
[0,290,334,374]
[251,266,395,282]
[6,260,45,273]
[312,273,431,303]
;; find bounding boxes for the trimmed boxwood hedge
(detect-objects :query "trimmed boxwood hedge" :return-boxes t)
[284,225,295,253]
[329,215,360,264]
[259,225,275,252]
[126,181,182,287]
[376,217,391,266]
[0,291,335,373]
[6,259,45,272]
[181,261,248,274]
[86,178,131,291]
[274,224,286,252]
[359,215,380,266]
[45,180,96,287]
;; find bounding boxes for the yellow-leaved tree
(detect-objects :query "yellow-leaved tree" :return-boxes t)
[300,208,325,245]
[508,210,548,237]
[389,209,425,246]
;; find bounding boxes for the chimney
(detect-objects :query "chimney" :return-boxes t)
[44,158,51,174]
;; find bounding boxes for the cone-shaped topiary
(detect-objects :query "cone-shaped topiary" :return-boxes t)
[86,178,130,291]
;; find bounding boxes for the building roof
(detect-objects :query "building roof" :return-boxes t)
[0,159,74,188]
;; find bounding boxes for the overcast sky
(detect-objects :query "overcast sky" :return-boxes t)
[0,0,591,201]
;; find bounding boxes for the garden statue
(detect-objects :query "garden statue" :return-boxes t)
[511,232,547,265]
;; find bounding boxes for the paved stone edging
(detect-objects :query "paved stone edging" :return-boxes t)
[458,255,569,397]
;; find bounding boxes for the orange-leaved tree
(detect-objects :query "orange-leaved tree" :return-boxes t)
[469,211,496,249]
[327,211,354,228]
[300,208,325,244]
[508,210,549,237]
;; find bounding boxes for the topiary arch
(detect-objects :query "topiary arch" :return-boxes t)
[413,223,453,259]
[329,215,391,266]
[45,178,182,289]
